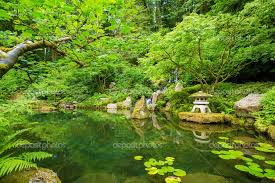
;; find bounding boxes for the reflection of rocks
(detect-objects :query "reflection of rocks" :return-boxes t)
[151,113,161,130]
[107,108,117,114]
[74,173,116,183]
[178,112,227,124]
[132,96,150,119]
[0,168,61,183]
[117,110,132,119]
[124,176,150,183]
[179,122,236,133]
[182,173,227,183]
[234,94,263,118]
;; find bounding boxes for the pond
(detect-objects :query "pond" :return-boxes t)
[28,110,274,183]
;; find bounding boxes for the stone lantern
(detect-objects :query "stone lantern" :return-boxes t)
[190,91,212,113]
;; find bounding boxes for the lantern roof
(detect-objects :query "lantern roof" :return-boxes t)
[190,91,213,98]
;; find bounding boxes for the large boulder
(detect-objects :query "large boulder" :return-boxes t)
[0,168,61,183]
[132,96,150,119]
[178,112,226,124]
[234,94,263,118]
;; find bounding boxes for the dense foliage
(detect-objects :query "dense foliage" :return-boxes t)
[0,0,274,179]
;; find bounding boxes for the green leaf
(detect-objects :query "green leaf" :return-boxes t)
[173,169,186,177]
[134,156,143,161]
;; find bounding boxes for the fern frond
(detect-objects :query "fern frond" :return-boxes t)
[19,152,52,162]
[0,139,32,154]
[3,128,31,144]
[0,157,37,177]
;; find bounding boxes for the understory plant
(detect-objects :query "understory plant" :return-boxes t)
[134,156,186,183]
[255,86,275,125]
[211,136,275,181]
[0,101,52,177]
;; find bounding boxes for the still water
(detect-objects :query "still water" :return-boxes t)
[29,110,273,183]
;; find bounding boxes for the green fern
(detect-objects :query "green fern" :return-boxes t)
[0,139,31,155]
[0,120,52,177]
[19,152,52,162]
[0,157,37,177]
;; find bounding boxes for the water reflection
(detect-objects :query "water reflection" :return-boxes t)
[28,111,262,183]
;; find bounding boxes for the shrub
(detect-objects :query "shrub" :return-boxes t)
[255,87,275,125]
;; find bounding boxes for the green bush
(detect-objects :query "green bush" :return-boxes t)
[255,87,275,125]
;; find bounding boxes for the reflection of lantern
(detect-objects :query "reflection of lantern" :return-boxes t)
[193,131,211,144]
[190,91,213,113]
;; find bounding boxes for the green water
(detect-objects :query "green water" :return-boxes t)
[29,110,273,183]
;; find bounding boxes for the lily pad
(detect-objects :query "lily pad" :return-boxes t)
[134,156,143,161]
[265,160,275,166]
[173,169,186,177]
[251,155,265,161]
[218,141,233,149]
[165,176,181,183]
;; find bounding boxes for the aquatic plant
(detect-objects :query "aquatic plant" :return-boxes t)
[211,136,275,181]
[134,156,186,183]
[255,143,275,153]
[211,150,243,160]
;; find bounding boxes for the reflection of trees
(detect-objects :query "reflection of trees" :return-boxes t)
[29,111,241,182]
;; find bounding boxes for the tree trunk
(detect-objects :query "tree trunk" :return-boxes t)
[0,37,70,78]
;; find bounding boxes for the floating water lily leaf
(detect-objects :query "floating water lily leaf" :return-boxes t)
[235,164,264,178]
[218,141,233,149]
[255,143,275,153]
[134,156,143,160]
[265,161,275,166]
[165,176,181,183]
[246,162,260,167]
[173,169,186,177]
[211,150,228,155]
[147,167,158,175]
[241,157,253,162]
[264,169,275,180]
[218,150,244,160]
[144,161,151,168]
[235,165,249,172]
[162,166,175,173]
[158,168,166,175]
[157,160,165,166]
[251,155,265,161]
[219,136,229,140]
[166,157,175,161]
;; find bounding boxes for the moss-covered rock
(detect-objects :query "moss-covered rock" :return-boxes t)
[254,120,269,133]
[178,112,227,124]
[131,96,149,119]
[268,125,275,141]
[0,168,61,183]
